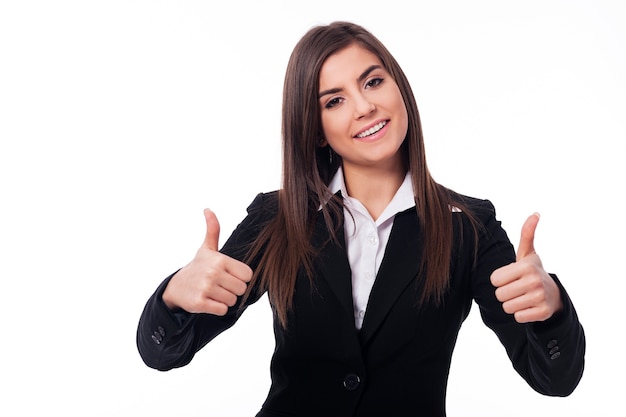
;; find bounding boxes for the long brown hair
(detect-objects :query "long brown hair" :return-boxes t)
[243,21,475,328]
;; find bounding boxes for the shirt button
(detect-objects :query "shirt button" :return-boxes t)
[365,271,374,280]
[369,236,378,245]
[343,374,361,391]
[358,310,365,319]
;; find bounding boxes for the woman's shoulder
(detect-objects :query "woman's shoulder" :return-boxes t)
[245,190,280,217]
[446,190,507,242]
[447,189,498,216]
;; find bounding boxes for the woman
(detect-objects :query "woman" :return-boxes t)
[137,21,585,416]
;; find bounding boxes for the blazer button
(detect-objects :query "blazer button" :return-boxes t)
[546,339,560,359]
[151,333,162,345]
[343,374,361,391]
[151,326,166,344]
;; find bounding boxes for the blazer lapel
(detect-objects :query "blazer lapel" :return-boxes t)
[359,208,422,346]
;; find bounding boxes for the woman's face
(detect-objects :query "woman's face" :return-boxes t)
[318,44,408,173]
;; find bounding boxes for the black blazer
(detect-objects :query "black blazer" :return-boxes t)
[137,192,585,417]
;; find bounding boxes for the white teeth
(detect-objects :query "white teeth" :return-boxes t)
[356,121,387,138]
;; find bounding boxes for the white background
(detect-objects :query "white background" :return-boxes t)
[1,0,624,415]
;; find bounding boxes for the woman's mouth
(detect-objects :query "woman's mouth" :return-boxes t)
[355,120,389,140]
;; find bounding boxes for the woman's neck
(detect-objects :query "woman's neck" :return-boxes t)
[342,163,406,221]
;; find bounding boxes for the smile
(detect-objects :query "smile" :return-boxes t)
[355,120,388,138]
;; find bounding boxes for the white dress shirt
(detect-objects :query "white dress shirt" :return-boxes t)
[327,168,416,329]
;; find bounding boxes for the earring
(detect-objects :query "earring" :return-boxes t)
[328,146,333,165]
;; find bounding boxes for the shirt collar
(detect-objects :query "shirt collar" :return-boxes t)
[327,167,416,225]
[328,166,348,197]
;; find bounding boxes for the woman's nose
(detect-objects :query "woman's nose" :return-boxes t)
[353,94,376,119]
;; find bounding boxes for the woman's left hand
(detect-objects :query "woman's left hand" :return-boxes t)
[490,213,564,323]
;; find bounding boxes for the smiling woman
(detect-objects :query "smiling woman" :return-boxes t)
[318,45,409,208]
[136,21,585,416]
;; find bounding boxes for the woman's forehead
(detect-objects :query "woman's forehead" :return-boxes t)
[319,45,384,86]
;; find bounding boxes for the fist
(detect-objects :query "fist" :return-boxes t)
[162,209,253,316]
[490,213,563,323]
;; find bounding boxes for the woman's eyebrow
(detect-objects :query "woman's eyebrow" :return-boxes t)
[357,64,382,83]
[318,64,383,99]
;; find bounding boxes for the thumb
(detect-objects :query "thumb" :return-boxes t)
[517,212,539,261]
[202,208,220,251]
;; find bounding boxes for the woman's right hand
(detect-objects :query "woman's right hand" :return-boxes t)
[162,209,253,316]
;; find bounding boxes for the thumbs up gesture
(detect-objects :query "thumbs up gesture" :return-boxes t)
[490,213,564,323]
[162,209,253,316]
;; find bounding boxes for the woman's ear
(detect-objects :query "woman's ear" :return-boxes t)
[319,138,328,147]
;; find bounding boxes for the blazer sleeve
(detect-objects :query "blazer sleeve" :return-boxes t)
[136,192,273,371]
[469,200,586,396]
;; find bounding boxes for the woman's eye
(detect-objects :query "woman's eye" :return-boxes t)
[366,77,383,88]
[325,97,343,109]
